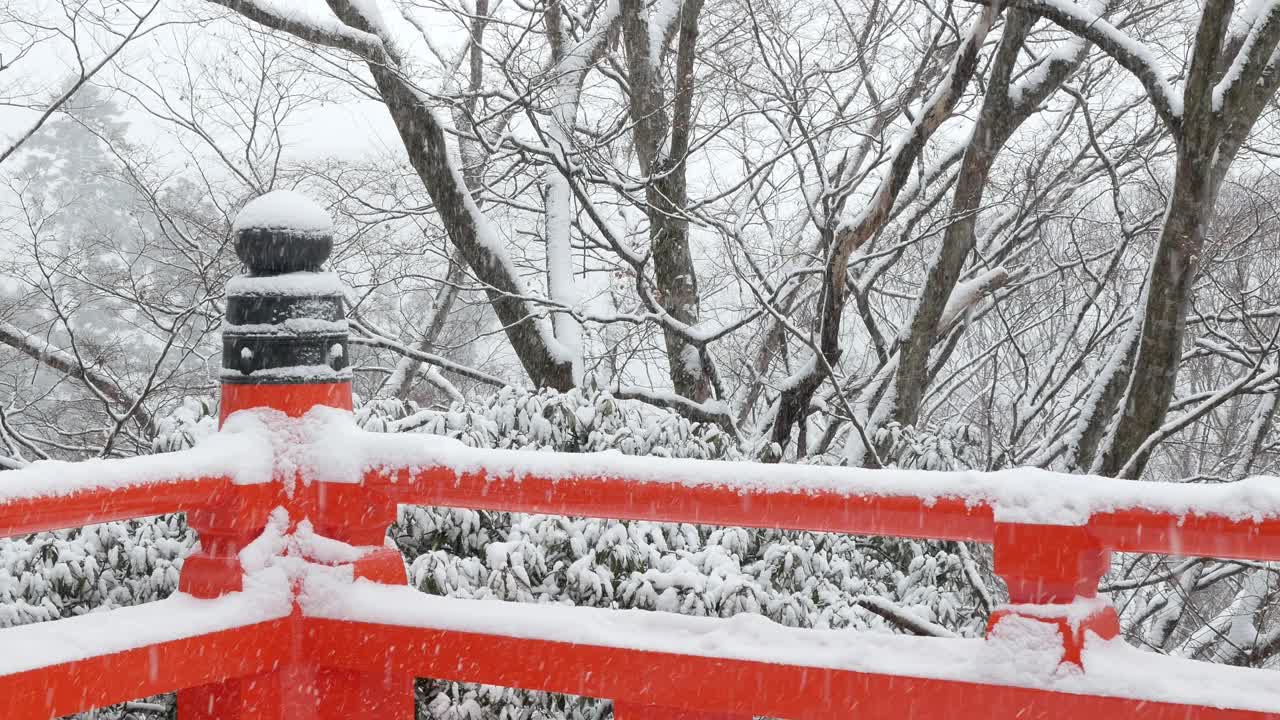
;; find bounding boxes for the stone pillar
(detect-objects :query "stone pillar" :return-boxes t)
[181,188,350,603]
[220,189,351,421]
[178,190,411,719]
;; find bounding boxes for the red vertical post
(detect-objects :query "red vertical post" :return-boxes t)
[307,480,414,718]
[987,523,1119,666]
[177,190,412,718]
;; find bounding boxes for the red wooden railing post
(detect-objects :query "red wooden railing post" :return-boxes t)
[177,191,411,719]
[306,482,414,719]
[988,522,1120,666]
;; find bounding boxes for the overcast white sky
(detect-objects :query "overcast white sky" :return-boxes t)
[0,0,424,173]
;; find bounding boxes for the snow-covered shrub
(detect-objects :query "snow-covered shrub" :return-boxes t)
[872,421,979,471]
[0,516,191,629]
[0,401,207,630]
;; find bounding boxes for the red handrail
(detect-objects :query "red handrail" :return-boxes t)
[373,466,998,541]
[3,419,1278,719]
[368,462,1280,562]
[0,475,228,536]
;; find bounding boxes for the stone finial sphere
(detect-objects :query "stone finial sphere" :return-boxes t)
[233,189,334,274]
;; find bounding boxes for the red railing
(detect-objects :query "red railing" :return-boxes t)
[4,404,1280,719]
[2,194,1278,720]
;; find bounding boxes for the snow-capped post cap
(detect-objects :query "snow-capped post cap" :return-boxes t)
[233,189,334,274]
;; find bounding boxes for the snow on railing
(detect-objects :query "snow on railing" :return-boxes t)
[2,189,1277,720]
[0,415,272,536]
[300,571,1280,717]
[343,408,1280,541]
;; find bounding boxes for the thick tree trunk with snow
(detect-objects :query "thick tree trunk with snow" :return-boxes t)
[888,10,1080,443]
[371,69,575,391]
[539,0,618,385]
[384,5,493,400]
[1000,0,1280,478]
[326,0,575,391]
[1068,328,1137,472]
[1095,3,1231,477]
[1094,174,1211,476]
[621,0,712,402]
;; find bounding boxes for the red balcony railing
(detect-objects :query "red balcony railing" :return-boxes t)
[1,192,1277,720]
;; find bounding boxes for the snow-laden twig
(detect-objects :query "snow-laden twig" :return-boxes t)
[0,1,163,166]
[983,0,1184,131]
[851,596,959,638]
[0,321,155,434]
[206,0,385,60]
[613,385,737,432]
[955,542,994,613]
[348,318,510,388]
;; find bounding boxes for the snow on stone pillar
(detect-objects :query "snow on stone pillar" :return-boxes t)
[219,189,351,422]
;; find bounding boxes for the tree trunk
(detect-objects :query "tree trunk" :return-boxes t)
[621,0,712,401]
[1094,3,1233,477]
[888,10,1084,456]
[320,0,574,390]
[766,4,1002,458]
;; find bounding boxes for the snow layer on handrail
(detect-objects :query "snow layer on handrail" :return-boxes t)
[0,573,290,677]
[0,412,275,504]
[303,576,1280,714]
[291,407,1280,527]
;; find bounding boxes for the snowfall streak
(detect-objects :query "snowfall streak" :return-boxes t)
[1,190,1278,719]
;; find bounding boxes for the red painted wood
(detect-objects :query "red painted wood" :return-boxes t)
[614,703,749,719]
[181,482,285,599]
[3,371,1279,719]
[315,666,415,720]
[0,475,227,537]
[374,467,999,543]
[1090,511,1280,562]
[0,619,289,720]
[174,614,413,720]
[305,619,1275,720]
[375,467,1280,564]
[220,381,352,422]
[994,523,1111,604]
[166,378,403,718]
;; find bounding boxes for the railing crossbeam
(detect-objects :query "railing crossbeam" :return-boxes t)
[3,619,290,720]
